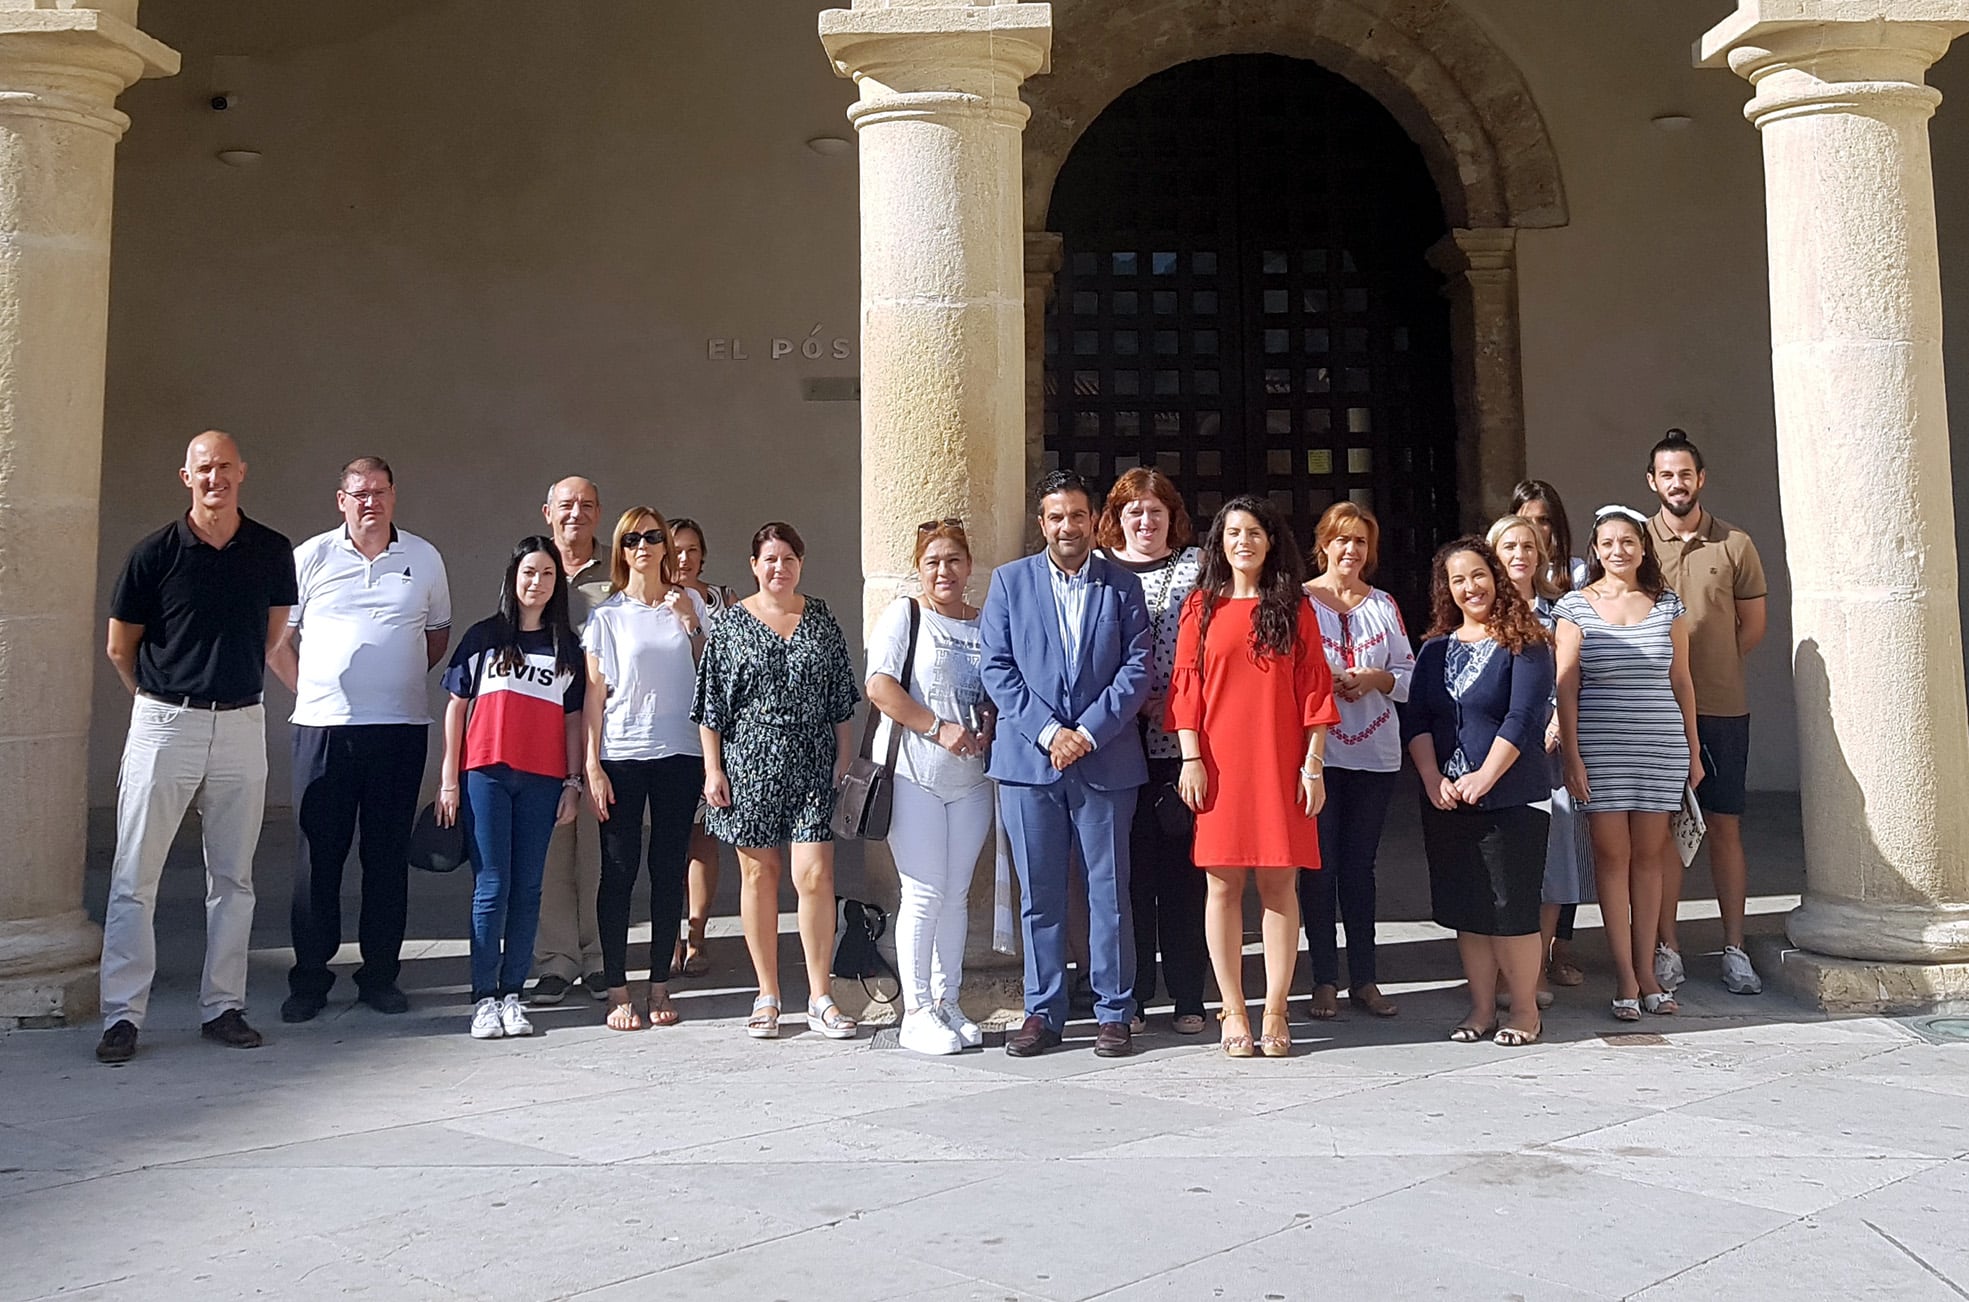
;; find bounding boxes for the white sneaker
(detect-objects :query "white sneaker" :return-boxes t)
[470,997,505,1040]
[499,993,534,1037]
[1720,945,1763,995]
[1654,944,1686,991]
[934,999,983,1049]
[898,1006,963,1056]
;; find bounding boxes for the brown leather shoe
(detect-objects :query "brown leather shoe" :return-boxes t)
[95,1019,138,1064]
[1093,1020,1134,1057]
[200,1009,264,1049]
[1003,1014,1062,1057]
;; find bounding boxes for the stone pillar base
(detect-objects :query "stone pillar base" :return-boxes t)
[1750,937,1969,1015]
[0,964,99,1029]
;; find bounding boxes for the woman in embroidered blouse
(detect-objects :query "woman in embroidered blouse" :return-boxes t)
[665,517,735,982]
[1300,501,1413,1022]
[692,521,861,1041]
[1402,538,1554,1047]
[1095,468,1208,1035]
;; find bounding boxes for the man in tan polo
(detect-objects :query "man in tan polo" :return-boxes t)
[1646,429,1768,995]
[529,476,615,1003]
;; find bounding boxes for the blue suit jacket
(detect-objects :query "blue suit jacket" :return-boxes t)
[980,551,1153,790]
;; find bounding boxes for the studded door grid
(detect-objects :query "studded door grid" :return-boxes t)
[1044,54,1456,622]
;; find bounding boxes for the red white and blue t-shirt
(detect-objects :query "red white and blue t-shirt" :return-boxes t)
[441,618,586,779]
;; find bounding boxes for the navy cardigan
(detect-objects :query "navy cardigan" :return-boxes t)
[1399,634,1556,810]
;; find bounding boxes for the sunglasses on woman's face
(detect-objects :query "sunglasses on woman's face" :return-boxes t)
[621,531,665,549]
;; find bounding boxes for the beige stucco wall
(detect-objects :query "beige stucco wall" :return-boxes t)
[89,0,1969,803]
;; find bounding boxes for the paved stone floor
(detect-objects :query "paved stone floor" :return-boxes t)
[4,794,1966,1300]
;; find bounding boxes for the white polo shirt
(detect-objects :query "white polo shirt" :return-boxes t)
[289,526,452,727]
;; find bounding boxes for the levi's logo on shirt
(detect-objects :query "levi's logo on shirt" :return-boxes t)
[487,659,562,688]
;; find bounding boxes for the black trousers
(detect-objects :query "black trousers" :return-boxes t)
[289,723,427,1000]
[1126,757,1208,1018]
[1301,766,1398,991]
[597,755,704,990]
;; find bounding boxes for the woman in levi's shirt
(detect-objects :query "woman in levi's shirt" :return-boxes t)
[436,536,587,1042]
[1299,502,1415,1023]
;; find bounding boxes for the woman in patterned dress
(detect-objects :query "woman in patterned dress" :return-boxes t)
[692,522,861,1041]
[1555,506,1703,1022]
[1095,469,1207,1035]
[1301,501,1413,1022]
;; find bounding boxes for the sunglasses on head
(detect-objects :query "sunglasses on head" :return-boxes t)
[918,517,963,533]
[620,531,665,549]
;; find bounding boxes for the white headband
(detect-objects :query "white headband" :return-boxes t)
[1593,504,1650,529]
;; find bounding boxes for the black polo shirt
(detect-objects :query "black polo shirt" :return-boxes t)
[109,512,299,702]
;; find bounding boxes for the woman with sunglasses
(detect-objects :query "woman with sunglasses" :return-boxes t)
[1555,506,1702,1022]
[665,517,735,982]
[866,519,991,1055]
[693,521,861,1041]
[582,507,707,1032]
[436,537,586,1040]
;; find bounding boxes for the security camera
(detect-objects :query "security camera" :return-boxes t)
[209,93,233,112]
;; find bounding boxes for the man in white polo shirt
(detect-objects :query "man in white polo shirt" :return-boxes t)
[269,456,451,1022]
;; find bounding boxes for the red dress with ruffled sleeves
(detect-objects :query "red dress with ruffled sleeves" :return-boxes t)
[1163,595,1340,868]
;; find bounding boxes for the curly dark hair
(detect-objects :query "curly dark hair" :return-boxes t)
[1424,536,1550,655]
[1192,495,1307,667]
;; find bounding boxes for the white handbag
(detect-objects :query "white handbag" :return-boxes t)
[1670,781,1707,867]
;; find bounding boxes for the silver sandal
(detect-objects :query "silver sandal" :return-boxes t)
[746,994,781,1039]
[807,995,858,1040]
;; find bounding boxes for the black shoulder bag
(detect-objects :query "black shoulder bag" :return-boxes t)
[831,598,920,841]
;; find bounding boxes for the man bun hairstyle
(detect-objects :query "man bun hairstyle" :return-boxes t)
[1649,427,1705,473]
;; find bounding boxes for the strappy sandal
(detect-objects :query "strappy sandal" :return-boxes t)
[1218,1008,1255,1058]
[1349,985,1399,1018]
[1259,1010,1292,1058]
[605,997,643,1032]
[1642,991,1679,1016]
[1307,984,1339,1021]
[1547,958,1585,987]
[1610,997,1642,1022]
[646,985,681,1027]
[1172,1013,1206,1036]
[746,994,781,1039]
[807,995,858,1040]
[1494,1024,1541,1047]
[1448,1022,1495,1043]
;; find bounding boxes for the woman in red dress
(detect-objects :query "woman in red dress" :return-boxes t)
[1167,496,1340,1058]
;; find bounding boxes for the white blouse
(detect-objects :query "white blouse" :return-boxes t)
[1307,587,1415,774]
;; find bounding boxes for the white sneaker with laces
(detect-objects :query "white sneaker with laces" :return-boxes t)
[499,993,534,1037]
[899,1006,963,1056]
[1654,943,1686,991]
[934,999,982,1049]
[1720,945,1763,994]
[470,997,505,1040]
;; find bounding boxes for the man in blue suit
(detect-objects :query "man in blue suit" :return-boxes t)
[981,470,1153,1056]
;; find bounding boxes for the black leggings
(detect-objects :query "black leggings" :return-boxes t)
[597,755,704,989]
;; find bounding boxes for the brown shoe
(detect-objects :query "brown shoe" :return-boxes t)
[95,1019,138,1064]
[200,1009,264,1049]
[1093,1020,1134,1057]
[1003,1014,1062,1057]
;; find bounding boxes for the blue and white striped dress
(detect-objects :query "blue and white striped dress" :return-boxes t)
[1555,588,1689,813]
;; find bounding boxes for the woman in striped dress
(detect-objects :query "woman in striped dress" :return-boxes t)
[1554,506,1703,1022]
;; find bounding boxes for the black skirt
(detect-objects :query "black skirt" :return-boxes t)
[1421,801,1549,937]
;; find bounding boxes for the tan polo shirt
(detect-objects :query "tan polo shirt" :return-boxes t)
[563,551,614,632]
[1651,508,1767,717]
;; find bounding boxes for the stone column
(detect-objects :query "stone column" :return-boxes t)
[1701,1,1969,1008]
[0,6,176,1027]
[1426,227,1526,531]
[820,2,1051,1021]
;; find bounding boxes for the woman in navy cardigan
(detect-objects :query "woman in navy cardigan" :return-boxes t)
[1401,538,1555,1047]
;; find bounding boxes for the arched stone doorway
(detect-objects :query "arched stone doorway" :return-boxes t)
[1020,0,1568,537]
[1042,53,1455,617]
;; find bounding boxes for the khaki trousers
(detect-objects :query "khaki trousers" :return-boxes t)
[532,799,602,982]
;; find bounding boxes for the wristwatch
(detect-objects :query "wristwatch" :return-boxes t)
[919,717,943,738]
[562,775,583,791]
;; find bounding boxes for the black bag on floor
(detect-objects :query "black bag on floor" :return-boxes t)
[832,896,900,1004]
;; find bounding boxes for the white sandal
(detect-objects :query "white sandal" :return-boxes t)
[746,994,781,1039]
[1642,991,1679,1016]
[807,995,858,1041]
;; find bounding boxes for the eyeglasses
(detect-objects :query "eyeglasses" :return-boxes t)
[340,489,390,503]
[620,531,665,549]
[917,517,963,533]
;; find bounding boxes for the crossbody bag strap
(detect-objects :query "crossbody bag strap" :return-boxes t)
[856,597,922,768]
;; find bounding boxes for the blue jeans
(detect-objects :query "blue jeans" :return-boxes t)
[465,765,563,1000]
[1300,766,1398,991]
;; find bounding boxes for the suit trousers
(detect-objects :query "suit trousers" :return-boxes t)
[532,798,603,982]
[288,723,427,1000]
[999,772,1139,1030]
[100,697,267,1029]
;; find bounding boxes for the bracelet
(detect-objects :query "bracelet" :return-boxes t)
[439,784,459,793]
[920,717,943,738]
[1180,755,1203,763]
[1300,765,1324,779]
[562,776,583,791]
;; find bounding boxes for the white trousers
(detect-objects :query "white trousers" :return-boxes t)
[99,697,268,1028]
[889,777,993,1010]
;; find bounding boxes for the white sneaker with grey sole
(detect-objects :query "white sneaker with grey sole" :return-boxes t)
[934,1000,983,1049]
[499,993,534,1037]
[1720,945,1763,994]
[1654,943,1686,991]
[899,1007,963,1055]
[470,997,505,1040]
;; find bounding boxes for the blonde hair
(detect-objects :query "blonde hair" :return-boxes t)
[608,505,676,593]
[1486,514,1560,601]
[1312,500,1380,576]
